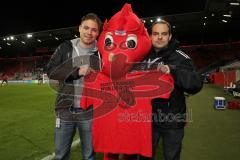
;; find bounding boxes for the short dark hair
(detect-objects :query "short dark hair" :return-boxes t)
[151,20,172,35]
[81,13,102,32]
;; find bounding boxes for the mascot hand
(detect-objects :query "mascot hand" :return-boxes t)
[118,90,136,108]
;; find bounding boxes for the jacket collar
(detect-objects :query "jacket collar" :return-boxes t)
[151,38,179,59]
[71,38,98,52]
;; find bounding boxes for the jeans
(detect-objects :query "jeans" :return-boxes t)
[152,128,184,160]
[54,118,94,160]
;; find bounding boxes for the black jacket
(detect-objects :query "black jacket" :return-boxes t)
[144,39,202,128]
[46,40,100,121]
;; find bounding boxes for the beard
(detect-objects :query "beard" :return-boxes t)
[155,41,168,49]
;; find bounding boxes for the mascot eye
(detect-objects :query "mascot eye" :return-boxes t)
[105,34,114,47]
[126,36,137,49]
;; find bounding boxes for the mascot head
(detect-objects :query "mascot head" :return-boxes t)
[97,3,151,79]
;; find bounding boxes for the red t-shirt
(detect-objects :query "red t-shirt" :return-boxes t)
[81,70,174,157]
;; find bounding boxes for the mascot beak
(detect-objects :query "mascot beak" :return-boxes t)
[108,53,116,62]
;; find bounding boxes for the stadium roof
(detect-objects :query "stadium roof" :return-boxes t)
[0,0,239,56]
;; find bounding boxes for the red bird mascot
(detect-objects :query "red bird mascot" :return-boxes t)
[81,3,174,160]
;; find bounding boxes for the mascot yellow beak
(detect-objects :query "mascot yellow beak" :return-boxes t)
[108,53,116,62]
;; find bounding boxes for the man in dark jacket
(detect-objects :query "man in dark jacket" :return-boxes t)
[46,13,102,160]
[144,20,202,160]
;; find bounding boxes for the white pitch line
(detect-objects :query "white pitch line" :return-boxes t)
[41,139,80,160]
[41,153,55,160]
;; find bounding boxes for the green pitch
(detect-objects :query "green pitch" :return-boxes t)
[0,84,240,160]
[0,84,55,160]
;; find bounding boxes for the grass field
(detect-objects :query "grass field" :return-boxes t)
[0,84,55,160]
[0,83,240,160]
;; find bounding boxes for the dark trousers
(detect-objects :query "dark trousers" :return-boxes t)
[152,127,184,160]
